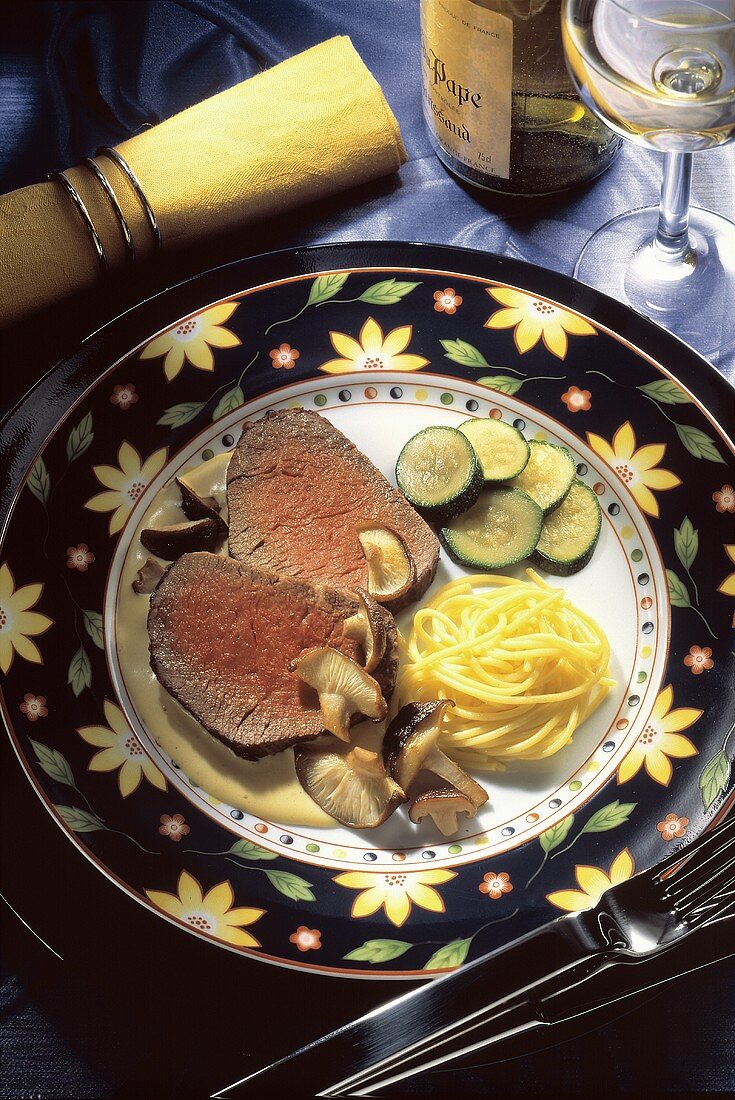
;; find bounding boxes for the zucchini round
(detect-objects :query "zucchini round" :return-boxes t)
[458,418,530,482]
[395,426,482,523]
[532,479,602,576]
[440,487,543,570]
[509,440,576,514]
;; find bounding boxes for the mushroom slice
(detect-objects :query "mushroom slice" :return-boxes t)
[132,557,167,594]
[294,743,405,829]
[176,477,228,537]
[409,786,479,837]
[342,588,387,673]
[355,523,415,605]
[288,646,387,742]
[384,701,488,809]
[140,517,221,561]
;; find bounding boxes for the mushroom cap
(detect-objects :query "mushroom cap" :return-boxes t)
[408,785,478,837]
[140,518,222,561]
[342,588,387,673]
[176,476,228,537]
[294,743,405,828]
[288,646,387,741]
[384,700,454,789]
[384,700,488,810]
[355,523,415,605]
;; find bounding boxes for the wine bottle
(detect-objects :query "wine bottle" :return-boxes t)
[420,0,622,196]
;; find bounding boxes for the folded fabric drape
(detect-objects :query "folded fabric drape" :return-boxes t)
[0,36,406,327]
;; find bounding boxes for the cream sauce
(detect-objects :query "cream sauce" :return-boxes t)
[116,453,337,828]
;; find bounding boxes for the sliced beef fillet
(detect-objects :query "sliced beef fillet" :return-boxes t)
[148,552,398,759]
[226,409,440,610]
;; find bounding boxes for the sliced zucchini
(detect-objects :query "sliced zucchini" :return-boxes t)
[440,487,543,569]
[395,426,482,523]
[508,440,575,514]
[458,418,530,482]
[532,479,602,576]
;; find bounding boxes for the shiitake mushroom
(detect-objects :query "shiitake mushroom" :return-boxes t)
[140,517,221,561]
[342,588,387,673]
[408,785,480,837]
[294,742,405,829]
[175,476,228,538]
[132,557,167,594]
[288,646,387,742]
[384,701,488,811]
[354,522,415,605]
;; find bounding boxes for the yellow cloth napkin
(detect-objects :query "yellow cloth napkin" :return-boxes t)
[0,37,406,327]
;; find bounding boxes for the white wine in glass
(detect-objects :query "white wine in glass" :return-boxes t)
[562,0,735,355]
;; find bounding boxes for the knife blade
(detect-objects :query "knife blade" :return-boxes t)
[210,910,734,1098]
[209,913,619,1098]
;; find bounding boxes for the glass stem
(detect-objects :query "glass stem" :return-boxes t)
[654,151,693,263]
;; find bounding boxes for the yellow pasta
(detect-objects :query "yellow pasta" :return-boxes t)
[396,570,614,771]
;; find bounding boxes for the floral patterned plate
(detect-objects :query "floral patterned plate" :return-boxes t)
[1,243,733,978]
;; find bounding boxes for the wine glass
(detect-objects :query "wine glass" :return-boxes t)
[561,0,735,356]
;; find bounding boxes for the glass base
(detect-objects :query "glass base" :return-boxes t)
[574,206,735,358]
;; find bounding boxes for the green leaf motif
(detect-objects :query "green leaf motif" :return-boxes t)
[425,938,472,971]
[699,750,730,811]
[477,374,524,396]
[539,814,575,853]
[68,646,92,697]
[28,458,51,504]
[83,609,104,650]
[229,840,278,861]
[212,386,244,422]
[306,272,349,307]
[674,517,698,573]
[66,412,94,463]
[265,869,315,902]
[582,800,636,833]
[675,422,725,464]
[638,379,691,405]
[666,569,692,609]
[55,805,105,833]
[344,939,413,964]
[441,338,492,369]
[157,402,206,428]
[358,278,421,305]
[30,740,74,787]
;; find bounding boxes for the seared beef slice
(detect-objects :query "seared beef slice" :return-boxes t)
[148,553,397,758]
[226,410,439,609]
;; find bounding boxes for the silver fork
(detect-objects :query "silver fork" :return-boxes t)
[213,812,735,1098]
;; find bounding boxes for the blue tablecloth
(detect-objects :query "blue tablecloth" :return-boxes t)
[1,3,733,1097]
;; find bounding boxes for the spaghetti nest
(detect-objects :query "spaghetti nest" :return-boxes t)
[397,570,614,771]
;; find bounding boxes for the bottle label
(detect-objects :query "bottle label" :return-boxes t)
[421,0,513,180]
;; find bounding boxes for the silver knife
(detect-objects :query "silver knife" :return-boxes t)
[211,814,735,1098]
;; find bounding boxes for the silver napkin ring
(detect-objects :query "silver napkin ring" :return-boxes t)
[48,147,162,273]
[47,170,109,273]
[83,156,136,263]
[96,146,163,251]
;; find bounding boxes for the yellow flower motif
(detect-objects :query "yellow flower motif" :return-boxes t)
[139,302,241,381]
[78,698,167,797]
[718,544,735,597]
[145,870,264,948]
[334,867,456,927]
[318,317,429,375]
[586,422,681,518]
[617,685,700,787]
[85,441,168,535]
[547,848,635,913]
[0,562,53,674]
[484,286,596,359]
